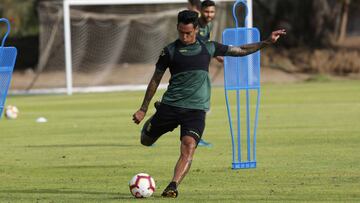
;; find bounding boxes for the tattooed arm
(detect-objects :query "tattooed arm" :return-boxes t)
[226,29,286,57]
[132,70,164,124]
[227,41,271,56]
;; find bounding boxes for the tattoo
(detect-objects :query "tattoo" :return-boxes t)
[226,39,272,57]
[140,70,164,112]
[176,159,192,185]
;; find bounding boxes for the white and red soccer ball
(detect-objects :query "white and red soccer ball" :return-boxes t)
[129,173,155,198]
[4,105,19,120]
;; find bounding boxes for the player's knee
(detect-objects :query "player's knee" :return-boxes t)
[181,136,197,157]
[140,133,153,146]
[141,130,158,146]
[182,136,197,148]
[183,141,196,150]
[140,120,152,146]
[141,140,152,147]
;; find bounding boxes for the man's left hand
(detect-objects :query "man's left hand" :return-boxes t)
[133,109,146,124]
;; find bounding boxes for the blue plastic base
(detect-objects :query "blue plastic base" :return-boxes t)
[232,161,256,169]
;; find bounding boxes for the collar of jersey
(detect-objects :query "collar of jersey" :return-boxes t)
[177,39,200,47]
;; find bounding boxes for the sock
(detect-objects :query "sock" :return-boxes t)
[169,181,177,189]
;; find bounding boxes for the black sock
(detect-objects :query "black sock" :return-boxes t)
[168,181,177,189]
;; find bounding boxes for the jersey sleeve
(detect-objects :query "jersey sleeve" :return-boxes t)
[213,41,229,57]
[155,47,170,72]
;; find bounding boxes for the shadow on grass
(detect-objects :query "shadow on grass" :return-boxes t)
[24,144,135,148]
[49,164,129,169]
[305,74,332,82]
[0,189,133,200]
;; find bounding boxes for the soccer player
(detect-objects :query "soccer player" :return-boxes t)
[132,10,286,198]
[197,0,216,42]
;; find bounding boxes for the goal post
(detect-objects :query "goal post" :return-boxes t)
[62,0,252,95]
[63,0,191,95]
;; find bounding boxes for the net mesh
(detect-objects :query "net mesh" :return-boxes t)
[19,1,233,91]
[0,47,16,114]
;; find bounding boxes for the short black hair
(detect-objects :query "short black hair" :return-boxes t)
[201,0,215,9]
[177,10,199,28]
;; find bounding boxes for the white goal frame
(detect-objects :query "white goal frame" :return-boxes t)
[63,0,252,95]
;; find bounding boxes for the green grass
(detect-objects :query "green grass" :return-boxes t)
[1,80,360,202]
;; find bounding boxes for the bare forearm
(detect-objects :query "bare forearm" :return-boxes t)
[227,39,272,56]
[226,29,286,57]
[140,71,163,112]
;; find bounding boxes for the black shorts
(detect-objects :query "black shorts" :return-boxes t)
[142,103,206,144]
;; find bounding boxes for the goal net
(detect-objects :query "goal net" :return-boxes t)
[18,0,235,94]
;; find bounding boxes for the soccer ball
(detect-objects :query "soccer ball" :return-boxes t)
[129,173,155,198]
[4,105,19,120]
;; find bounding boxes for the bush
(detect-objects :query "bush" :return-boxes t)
[0,0,38,37]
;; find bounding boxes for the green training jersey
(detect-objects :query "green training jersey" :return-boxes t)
[198,21,213,42]
[156,39,229,110]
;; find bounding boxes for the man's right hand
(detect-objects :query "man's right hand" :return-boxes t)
[132,109,146,124]
[267,29,286,43]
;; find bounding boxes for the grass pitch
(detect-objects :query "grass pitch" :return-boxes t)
[1,80,359,202]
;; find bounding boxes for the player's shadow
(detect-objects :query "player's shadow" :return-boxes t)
[0,189,133,200]
[25,144,135,148]
[49,164,128,169]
